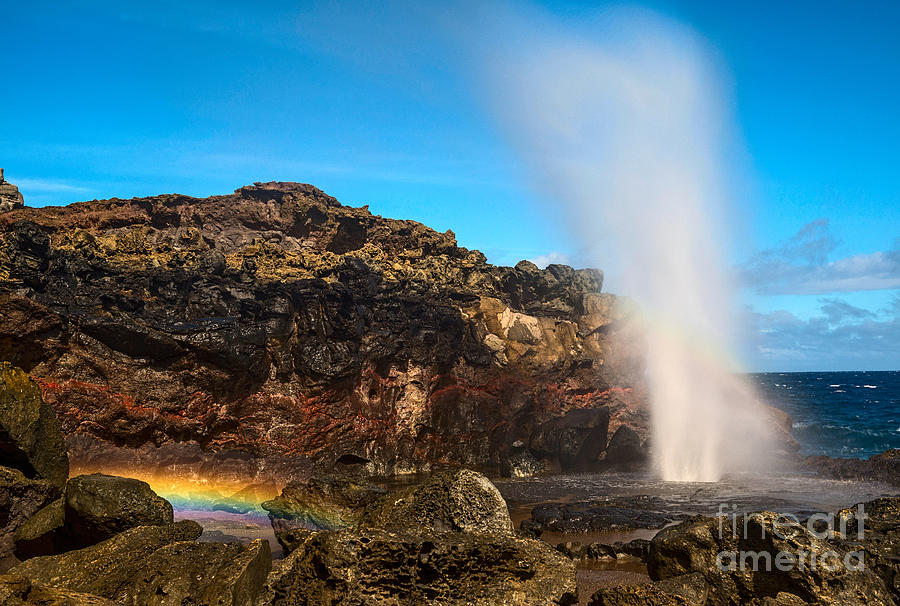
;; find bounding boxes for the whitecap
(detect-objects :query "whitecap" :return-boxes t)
[829,384,841,387]
[863,385,877,389]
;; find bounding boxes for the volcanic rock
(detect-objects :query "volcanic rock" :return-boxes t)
[261,527,577,606]
[61,473,173,545]
[646,511,894,605]
[603,425,647,469]
[0,170,24,213]
[800,449,900,487]
[0,182,648,479]
[0,573,116,605]
[0,467,59,569]
[261,474,385,552]
[8,520,270,604]
[361,469,513,534]
[521,496,676,535]
[587,572,709,605]
[0,363,68,490]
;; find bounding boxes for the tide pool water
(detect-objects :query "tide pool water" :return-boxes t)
[751,370,900,458]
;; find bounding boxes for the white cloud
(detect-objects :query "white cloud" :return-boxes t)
[740,220,900,295]
[529,251,572,268]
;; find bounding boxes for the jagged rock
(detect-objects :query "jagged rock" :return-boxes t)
[61,474,173,546]
[263,527,577,606]
[587,572,709,605]
[0,182,648,479]
[261,475,385,551]
[556,538,651,562]
[647,512,894,606]
[604,425,647,469]
[0,467,59,569]
[8,520,270,605]
[12,498,64,560]
[0,573,116,605]
[14,474,173,559]
[0,170,25,213]
[800,449,900,487]
[0,363,68,489]
[834,497,900,603]
[521,496,675,535]
[362,469,513,535]
[499,440,544,478]
[529,407,610,471]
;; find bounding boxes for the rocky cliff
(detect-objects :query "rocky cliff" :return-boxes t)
[0,181,648,482]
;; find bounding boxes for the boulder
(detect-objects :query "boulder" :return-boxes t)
[587,572,709,605]
[7,521,270,604]
[604,425,647,468]
[0,573,116,605]
[62,474,173,546]
[362,469,513,534]
[529,408,610,471]
[499,440,544,478]
[647,512,894,606]
[12,498,64,560]
[0,467,59,569]
[0,363,68,489]
[264,527,576,606]
[261,475,385,542]
[834,497,900,602]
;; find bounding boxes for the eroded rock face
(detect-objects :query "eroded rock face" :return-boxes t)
[362,469,513,535]
[0,363,68,489]
[645,511,894,606]
[264,528,577,606]
[8,520,271,604]
[0,182,648,478]
[14,473,174,559]
[0,170,25,213]
[800,449,900,487]
[261,475,385,551]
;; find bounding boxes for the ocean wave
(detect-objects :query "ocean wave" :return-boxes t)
[863,385,878,389]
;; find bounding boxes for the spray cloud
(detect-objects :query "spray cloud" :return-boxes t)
[470,6,773,481]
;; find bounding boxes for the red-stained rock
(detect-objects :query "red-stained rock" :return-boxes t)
[0,182,649,479]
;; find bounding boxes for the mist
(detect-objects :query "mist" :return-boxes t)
[465,5,775,481]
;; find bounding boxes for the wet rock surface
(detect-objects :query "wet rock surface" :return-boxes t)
[0,182,648,479]
[522,496,677,535]
[800,449,900,487]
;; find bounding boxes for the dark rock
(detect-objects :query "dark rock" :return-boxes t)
[362,469,513,534]
[0,467,59,569]
[61,474,173,546]
[0,363,68,489]
[800,449,900,487]
[499,439,544,478]
[8,520,271,604]
[647,511,894,606]
[0,183,649,479]
[834,496,900,603]
[12,498,64,560]
[261,475,385,544]
[0,573,117,605]
[529,407,610,471]
[264,527,576,606]
[521,496,675,535]
[587,572,709,605]
[604,425,647,469]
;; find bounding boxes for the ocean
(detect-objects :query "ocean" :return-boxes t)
[750,370,900,459]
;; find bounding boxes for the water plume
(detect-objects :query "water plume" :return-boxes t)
[469,5,774,481]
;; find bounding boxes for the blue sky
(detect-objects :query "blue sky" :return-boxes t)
[2,1,898,371]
